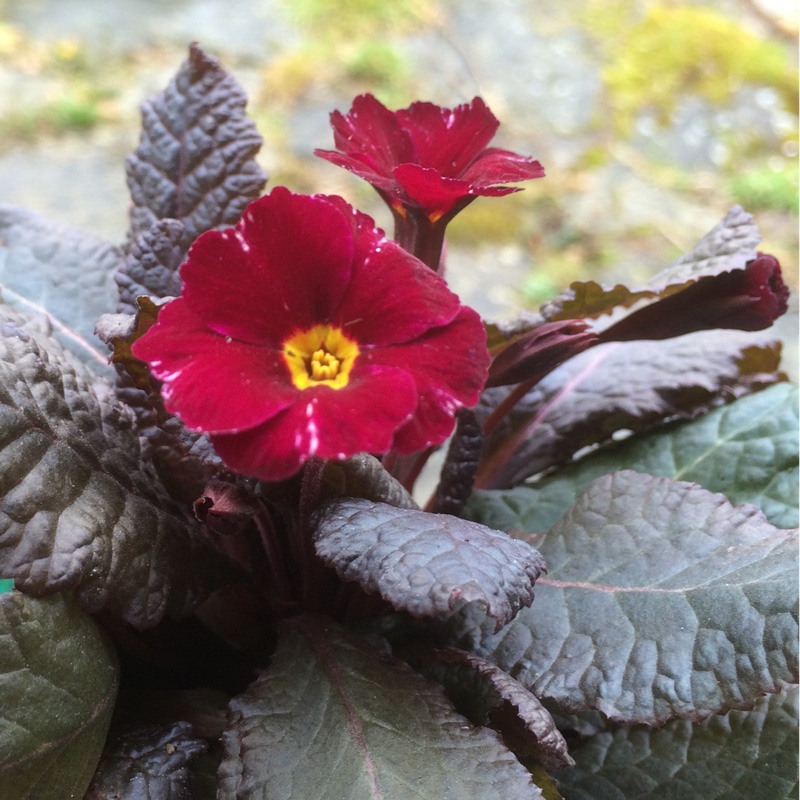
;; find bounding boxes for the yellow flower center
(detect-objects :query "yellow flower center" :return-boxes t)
[282,324,360,390]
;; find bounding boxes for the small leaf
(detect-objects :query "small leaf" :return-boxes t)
[85,722,207,800]
[116,219,185,314]
[486,320,598,388]
[312,498,546,631]
[124,43,267,251]
[597,253,788,342]
[95,295,166,395]
[321,453,418,510]
[430,408,483,516]
[541,206,761,321]
[458,471,798,725]
[556,687,799,800]
[218,616,544,800]
[0,204,124,371]
[0,592,118,800]
[0,304,238,628]
[476,329,785,489]
[411,646,574,772]
[469,382,799,533]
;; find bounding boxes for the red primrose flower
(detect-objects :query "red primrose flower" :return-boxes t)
[132,188,490,482]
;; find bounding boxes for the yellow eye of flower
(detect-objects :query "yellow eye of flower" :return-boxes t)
[282,325,360,390]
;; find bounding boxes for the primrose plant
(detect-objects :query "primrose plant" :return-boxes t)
[0,44,797,800]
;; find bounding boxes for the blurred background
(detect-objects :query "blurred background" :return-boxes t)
[0,0,797,326]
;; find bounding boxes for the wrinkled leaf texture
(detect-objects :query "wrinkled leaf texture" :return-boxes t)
[218,616,544,800]
[313,498,546,631]
[117,218,185,315]
[0,592,118,800]
[469,382,799,533]
[0,205,123,372]
[556,686,799,800]
[124,42,267,255]
[455,471,798,725]
[0,304,237,628]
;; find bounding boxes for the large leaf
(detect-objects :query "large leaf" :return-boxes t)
[469,382,799,533]
[475,329,785,489]
[0,304,238,628]
[540,206,760,321]
[312,498,546,631]
[0,592,118,800]
[218,616,544,800]
[456,471,798,725]
[124,43,268,252]
[85,722,208,800]
[0,204,123,371]
[556,687,799,800]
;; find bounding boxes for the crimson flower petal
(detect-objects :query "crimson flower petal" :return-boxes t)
[335,239,461,345]
[365,306,490,452]
[131,298,297,432]
[181,188,355,344]
[319,94,415,190]
[461,147,546,187]
[211,366,418,481]
[395,97,499,176]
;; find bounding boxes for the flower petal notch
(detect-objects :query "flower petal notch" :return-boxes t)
[132,187,490,482]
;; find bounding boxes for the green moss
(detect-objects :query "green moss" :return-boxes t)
[584,2,797,135]
[729,164,799,214]
[0,85,105,141]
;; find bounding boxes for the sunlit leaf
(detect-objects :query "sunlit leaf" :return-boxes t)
[457,471,798,725]
[556,687,799,800]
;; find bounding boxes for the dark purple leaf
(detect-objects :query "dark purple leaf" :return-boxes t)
[476,329,785,489]
[117,219,185,314]
[218,616,544,799]
[85,722,207,800]
[456,471,798,726]
[410,646,574,772]
[96,296,227,506]
[486,320,598,388]
[598,253,789,342]
[430,407,483,516]
[321,453,418,510]
[311,498,546,631]
[0,305,239,628]
[0,592,118,799]
[124,43,267,251]
[0,204,123,372]
[540,206,761,322]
